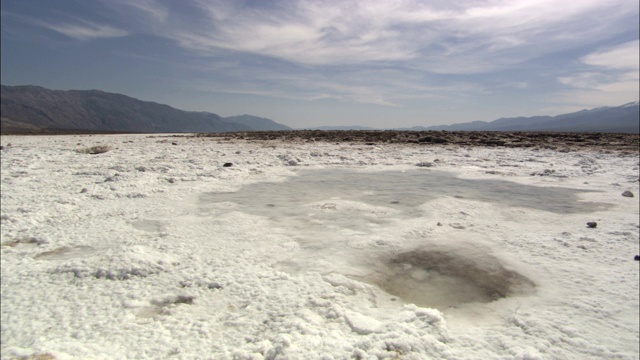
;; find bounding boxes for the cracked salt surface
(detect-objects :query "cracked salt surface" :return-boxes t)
[2,134,638,359]
[201,169,606,309]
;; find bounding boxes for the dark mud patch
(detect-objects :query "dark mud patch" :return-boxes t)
[362,249,535,309]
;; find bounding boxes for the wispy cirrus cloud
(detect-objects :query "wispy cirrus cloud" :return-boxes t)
[140,0,636,71]
[103,0,637,107]
[180,58,487,108]
[581,40,640,70]
[2,11,129,40]
[2,0,637,124]
[99,0,169,26]
[6,10,130,41]
[40,21,128,40]
[2,4,130,40]
[556,40,639,109]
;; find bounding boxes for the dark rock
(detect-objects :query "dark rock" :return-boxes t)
[415,162,433,167]
[80,188,88,193]
[418,136,448,144]
[586,222,597,228]
[621,191,634,197]
[479,139,506,146]
[173,295,195,305]
[0,146,4,151]
[223,162,233,167]
[171,142,178,145]
[634,255,639,261]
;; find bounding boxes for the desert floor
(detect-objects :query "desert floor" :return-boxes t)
[1,133,638,359]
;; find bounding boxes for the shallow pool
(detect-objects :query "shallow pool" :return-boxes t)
[200,169,607,308]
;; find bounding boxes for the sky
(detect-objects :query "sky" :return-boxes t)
[1,0,638,129]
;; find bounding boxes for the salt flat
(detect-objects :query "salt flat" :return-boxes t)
[1,134,638,359]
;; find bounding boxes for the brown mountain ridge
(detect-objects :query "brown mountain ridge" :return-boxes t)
[1,85,291,134]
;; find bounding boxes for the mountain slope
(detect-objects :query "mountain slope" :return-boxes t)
[224,115,291,131]
[0,85,282,133]
[417,102,639,133]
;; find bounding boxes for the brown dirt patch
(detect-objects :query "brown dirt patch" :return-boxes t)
[193,130,639,153]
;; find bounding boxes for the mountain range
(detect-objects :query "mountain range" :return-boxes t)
[313,102,639,133]
[399,102,639,133]
[1,84,638,134]
[1,85,291,134]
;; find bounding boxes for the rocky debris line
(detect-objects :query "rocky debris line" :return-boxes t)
[194,130,640,152]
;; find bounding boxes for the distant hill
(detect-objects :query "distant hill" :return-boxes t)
[408,102,639,133]
[224,115,291,131]
[3,84,636,134]
[312,102,639,133]
[0,85,289,134]
[396,121,490,132]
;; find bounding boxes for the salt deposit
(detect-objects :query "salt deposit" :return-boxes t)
[1,134,638,359]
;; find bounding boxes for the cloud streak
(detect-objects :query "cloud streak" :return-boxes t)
[581,40,640,70]
[102,0,634,107]
[39,20,128,40]
[2,0,637,125]
[555,40,639,110]
[145,0,636,71]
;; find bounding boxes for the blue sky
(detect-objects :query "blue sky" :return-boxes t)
[1,0,638,128]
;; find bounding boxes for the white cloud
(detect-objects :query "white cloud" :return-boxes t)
[2,10,129,40]
[43,22,128,40]
[8,0,635,115]
[564,41,640,88]
[558,72,610,89]
[135,0,632,108]
[581,40,640,70]
[557,41,639,108]
[180,59,486,107]
[104,0,169,22]
[147,0,635,73]
[127,0,168,22]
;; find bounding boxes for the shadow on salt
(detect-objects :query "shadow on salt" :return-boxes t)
[200,169,609,309]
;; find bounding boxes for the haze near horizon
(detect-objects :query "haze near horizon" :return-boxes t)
[1,0,638,129]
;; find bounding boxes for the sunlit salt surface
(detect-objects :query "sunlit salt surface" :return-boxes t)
[200,169,607,309]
